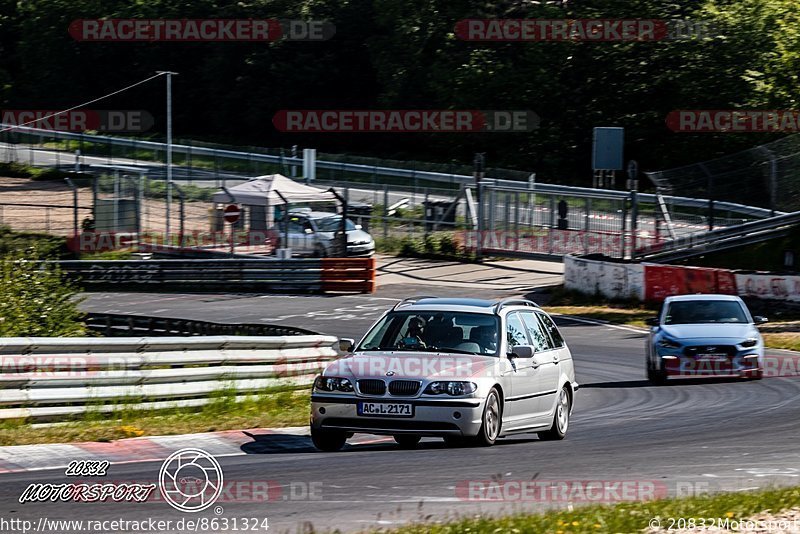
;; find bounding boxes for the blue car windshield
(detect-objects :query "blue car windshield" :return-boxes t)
[664,301,749,325]
[357,311,500,356]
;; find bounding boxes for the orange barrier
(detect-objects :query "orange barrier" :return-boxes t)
[321,257,377,294]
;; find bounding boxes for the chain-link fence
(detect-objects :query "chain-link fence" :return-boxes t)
[646,133,800,214]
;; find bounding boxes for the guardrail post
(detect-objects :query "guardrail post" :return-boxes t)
[64,177,79,237]
[549,195,556,255]
[383,184,389,239]
[583,198,590,254]
[630,190,638,257]
[621,198,628,259]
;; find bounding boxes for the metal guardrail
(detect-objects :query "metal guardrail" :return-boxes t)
[54,257,377,293]
[634,210,800,262]
[2,123,778,219]
[0,335,338,421]
[85,312,319,337]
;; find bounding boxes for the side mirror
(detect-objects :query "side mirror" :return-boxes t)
[646,317,659,327]
[304,228,313,234]
[753,316,769,324]
[339,338,355,352]
[354,224,362,230]
[509,345,534,359]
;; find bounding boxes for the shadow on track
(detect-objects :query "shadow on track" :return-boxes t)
[582,377,748,389]
[238,431,542,454]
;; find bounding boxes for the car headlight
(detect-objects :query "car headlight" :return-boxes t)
[313,376,354,393]
[658,338,682,349]
[424,381,477,396]
[740,338,758,348]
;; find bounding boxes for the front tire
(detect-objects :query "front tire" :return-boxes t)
[311,427,346,452]
[471,388,502,447]
[538,387,570,441]
[647,360,667,385]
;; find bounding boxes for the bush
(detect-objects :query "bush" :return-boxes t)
[0,250,86,336]
[423,233,439,254]
[399,237,424,257]
[439,233,458,255]
[0,226,69,259]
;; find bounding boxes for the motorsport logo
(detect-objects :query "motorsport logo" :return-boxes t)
[272,110,539,133]
[17,448,223,511]
[667,110,800,133]
[455,19,717,41]
[69,19,335,42]
[1,110,153,132]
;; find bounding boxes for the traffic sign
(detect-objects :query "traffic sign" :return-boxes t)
[223,204,240,224]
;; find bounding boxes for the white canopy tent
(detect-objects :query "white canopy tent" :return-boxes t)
[211,174,337,205]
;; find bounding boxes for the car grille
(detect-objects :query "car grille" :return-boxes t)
[388,380,421,396]
[357,379,386,395]
[684,345,735,357]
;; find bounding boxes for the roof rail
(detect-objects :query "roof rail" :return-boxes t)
[493,298,539,313]
[392,296,439,310]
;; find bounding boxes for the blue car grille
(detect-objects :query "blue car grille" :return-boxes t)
[683,345,735,357]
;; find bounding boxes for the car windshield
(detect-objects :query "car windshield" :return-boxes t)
[356,311,500,356]
[664,300,749,325]
[314,216,356,233]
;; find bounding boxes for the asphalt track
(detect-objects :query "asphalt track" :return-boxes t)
[0,274,799,532]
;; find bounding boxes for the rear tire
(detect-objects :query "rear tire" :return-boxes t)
[393,435,421,449]
[311,427,346,452]
[471,388,502,447]
[538,387,570,441]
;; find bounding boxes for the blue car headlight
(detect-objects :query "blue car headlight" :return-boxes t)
[740,338,758,348]
[658,338,682,349]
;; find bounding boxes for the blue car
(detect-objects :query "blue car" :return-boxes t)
[646,295,767,384]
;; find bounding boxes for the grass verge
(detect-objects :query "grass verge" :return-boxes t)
[0,386,310,446]
[388,485,800,534]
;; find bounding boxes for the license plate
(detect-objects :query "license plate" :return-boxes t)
[698,353,727,361]
[357,402,414,417]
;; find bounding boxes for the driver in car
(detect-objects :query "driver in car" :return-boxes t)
[400,317,427,349]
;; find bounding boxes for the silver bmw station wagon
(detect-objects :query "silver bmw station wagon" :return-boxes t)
[310,297,579,451]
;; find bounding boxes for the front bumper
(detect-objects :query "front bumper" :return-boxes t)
[310,394,484,437]
[659,352,762,378]
[346,244,375,257]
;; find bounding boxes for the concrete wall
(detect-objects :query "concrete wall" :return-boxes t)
[564,255,645,300]
[565,254,800,303]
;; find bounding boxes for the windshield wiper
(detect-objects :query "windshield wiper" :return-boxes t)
[429,347,480,355]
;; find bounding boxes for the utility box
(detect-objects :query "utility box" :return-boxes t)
[95,198,138,232]
[424,200,457,231]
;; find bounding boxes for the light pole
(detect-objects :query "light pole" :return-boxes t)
[157,71,178,240]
